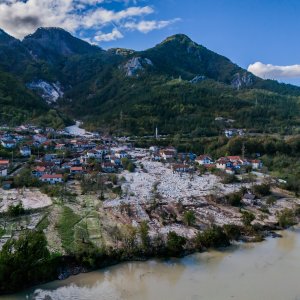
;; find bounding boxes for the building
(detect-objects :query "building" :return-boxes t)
[0,160,9,168]
[159,149,176,160]
[70,166,84,175]
[20,146,31,157]
[101,162,116,173]
[195,155,213,165]
[172,164,192,173]
[32,166,46,177]
[0,166,7,177]
[216,158,232,170]
[41,174,63,184]
[251,159,263,170]
[1,140,16,149]
[33,134,47,144]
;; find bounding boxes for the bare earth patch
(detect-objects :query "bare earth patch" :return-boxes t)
[0,188,52,212]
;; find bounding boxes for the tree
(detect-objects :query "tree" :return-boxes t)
[183,210,196,226]
[0,231,54,292]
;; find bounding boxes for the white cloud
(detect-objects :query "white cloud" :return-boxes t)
[248,62,300,79]
[0,0,167,42]
[81,6,153,28]
[124,18,181,33]
[94,28,123,41]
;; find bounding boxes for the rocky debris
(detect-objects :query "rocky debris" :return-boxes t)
[0,188,52,212]
[231,72,253,89]
[122,57,153,77]
[27,80,64,103]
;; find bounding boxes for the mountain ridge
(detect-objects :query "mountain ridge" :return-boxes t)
[0,27,300,134]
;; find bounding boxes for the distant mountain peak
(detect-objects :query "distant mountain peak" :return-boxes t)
[160,34,194,45]
[0,28,18,43]
[22,26,102,61]
[25,27,73,39]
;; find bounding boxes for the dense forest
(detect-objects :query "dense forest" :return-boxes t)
[0,28,300,134]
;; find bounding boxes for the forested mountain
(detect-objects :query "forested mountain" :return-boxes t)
[0,27,300,134]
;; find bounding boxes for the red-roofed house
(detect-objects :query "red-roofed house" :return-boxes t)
[41,174,63,184]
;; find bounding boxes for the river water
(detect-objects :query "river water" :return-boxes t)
[2,228,300,300]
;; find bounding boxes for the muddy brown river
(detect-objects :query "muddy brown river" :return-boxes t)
[2,227,300,300]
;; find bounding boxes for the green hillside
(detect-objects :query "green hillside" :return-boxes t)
[0,27,300,134]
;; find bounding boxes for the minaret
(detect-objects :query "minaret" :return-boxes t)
[242,142,246,159]
[155,127,158,139]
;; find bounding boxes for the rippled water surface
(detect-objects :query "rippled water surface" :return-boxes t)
[2,228,300,300]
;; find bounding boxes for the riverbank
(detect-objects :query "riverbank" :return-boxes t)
[4,226,300,300]
[0,218,291,296]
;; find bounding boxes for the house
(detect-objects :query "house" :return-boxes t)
[1,140,16,149]
[41,174,63,184]
[101,162,116,173]
[86,149,103,159]
[225,129,244,138]
[20,146,31,157]
[115,150,129,159]
[33,134,47,144]
[32,166,46,177]
[0,166,8,177]
[0,160,9,168]
[172,164,192,173]
[159,148,177,160]
[216,158,232,170]
[225,168,235,175]
[195,155,213,165]
[149,146,159,153]
[70,166,84,175]
[55,144,66,151]
[251,159,263,170]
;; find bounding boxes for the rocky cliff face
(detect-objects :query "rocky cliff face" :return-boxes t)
[27,80,64,103]
[231,73,254,89]
[122,57,153,77]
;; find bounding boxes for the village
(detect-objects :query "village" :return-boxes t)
[0,123,299,253]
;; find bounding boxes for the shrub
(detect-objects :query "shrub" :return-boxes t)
[183,210,196,226]
[241,210,255,226]
[252,184,271,197]
[166,231,186,256]
[221,174,239,184]
[226,192,242,207]
[266,196,276,206]
[223,224,241,240]
[195,226,230,249]
[7,202,25,217]
[277,209,296,228]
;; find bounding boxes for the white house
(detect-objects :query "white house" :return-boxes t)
[195,155,213,165]
[251,159,263,170]
[1,140,16,149]
[159,149,176,160]
[115,150,129,159]
[41,174,63,184]
[0,166,7,177]
[33,134,47,144]
[20,146,31,157]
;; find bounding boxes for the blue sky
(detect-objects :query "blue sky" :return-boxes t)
[1,0,300,84]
